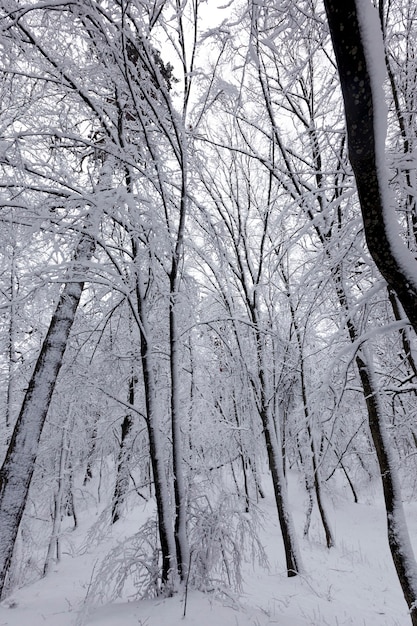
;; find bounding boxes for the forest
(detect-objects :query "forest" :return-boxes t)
[1,0,417,624]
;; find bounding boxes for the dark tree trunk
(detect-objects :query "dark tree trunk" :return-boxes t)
[112,376,136,524]
[323,0,417,333]
[255,330,302,577]
[288,294,334,549]
[133,273,177,589]
[169,143,190,583]
[0,230,95,597]
[83,419,98,485]
[323,2,417,621]
[356,349,417,625]
[169,272,189,582]
[260,407,301,576]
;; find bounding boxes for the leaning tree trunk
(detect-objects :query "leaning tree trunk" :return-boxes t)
[323,1,417,621]
[337,266,417,624]
[0,228,95,598]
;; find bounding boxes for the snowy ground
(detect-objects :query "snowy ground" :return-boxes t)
[0,472,414,626]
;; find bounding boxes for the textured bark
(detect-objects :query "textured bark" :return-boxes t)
[324,2,417,621]
[5,238,17,430]
[0,230,95,597]
[323,0,417,333]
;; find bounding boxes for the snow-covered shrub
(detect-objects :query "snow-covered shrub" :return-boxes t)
[187,491,268,593]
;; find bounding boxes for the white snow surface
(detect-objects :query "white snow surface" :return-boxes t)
[0,472,415,626]
[355,0,417,291]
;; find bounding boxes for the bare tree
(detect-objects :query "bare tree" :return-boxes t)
[0,222,96,596]
[195,129,302,576]
[323,1,417,621]
[324,0,417,331]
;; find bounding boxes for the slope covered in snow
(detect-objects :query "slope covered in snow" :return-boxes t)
[0,471,414,625]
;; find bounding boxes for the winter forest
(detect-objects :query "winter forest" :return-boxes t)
[1,0,417,624]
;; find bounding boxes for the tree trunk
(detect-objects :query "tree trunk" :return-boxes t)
[169,274,190,582]
[5,232,17,431]
[43,424,71,576]
[287,290,334,549]
[0,229,95,598]
[356,348,417,625]
[260,404,301,576]
[323,3,417,620]
[133,272,177,589]
[83,418,98,485]
[111,376,136,524]
[168,125,190,582]
[255,329,302,577]
[323,0,417,333]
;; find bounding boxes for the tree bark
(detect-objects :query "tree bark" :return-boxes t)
[133,269,177,589]
[286,289,334,549]
[323,2,417,620]
[260,402,301,576]
[169,248,190,582]
[323,0,417,333]
[111,376,136,524]
[255,329,302,576]
[356,348,417,625]
[0,229,95,598]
